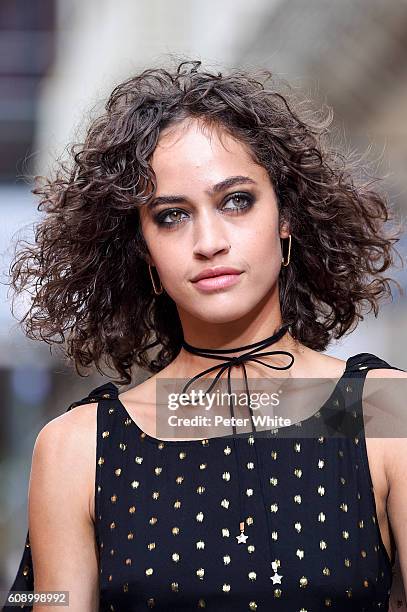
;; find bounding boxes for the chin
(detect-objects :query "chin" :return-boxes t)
[193,302,254,325]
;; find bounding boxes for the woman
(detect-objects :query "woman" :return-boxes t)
[5,60,407,611]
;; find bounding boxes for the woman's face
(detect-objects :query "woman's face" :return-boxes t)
[139,118,289,328]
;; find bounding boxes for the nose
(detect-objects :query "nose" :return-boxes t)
[192,210,231,259]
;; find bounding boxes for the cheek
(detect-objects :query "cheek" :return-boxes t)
[155,247,187,284]
[248,222,279,258]
[247,230,282,281]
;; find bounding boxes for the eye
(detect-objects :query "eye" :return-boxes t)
[155,209,188,227]
[153,192,254,229]
[222,192,253,211]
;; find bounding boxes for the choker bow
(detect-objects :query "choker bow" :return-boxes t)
[180,322,295,435]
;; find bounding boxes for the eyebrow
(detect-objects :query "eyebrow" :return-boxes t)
[147,175,257,210]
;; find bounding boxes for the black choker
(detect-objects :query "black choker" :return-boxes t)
[180,322,295,432]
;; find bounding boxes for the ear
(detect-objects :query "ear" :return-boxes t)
[279,220,290,239]
[142,252,154,266]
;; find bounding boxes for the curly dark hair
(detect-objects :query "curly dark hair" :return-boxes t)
[7,60,405,385]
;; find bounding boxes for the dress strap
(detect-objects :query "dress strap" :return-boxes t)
[346,352,405,377]
[65,381,118,412]
[321,352,405,439]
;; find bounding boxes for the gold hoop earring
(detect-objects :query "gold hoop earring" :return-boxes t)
[148,264,164,295]
[281,235,292,267]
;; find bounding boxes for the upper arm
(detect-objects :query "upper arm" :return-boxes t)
[386,435,407,607]
[371,369,407,598]
[29,403,99,611]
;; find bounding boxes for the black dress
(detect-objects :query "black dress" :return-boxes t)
[3,352,404,611]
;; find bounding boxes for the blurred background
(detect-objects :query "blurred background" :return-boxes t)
[0,0,406,604]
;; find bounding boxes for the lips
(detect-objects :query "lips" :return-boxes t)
[191,266,242,282]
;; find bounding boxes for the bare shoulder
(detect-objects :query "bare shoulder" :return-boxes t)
[366,368,407,379]
[35,400,98,476]
[38,398,99,436]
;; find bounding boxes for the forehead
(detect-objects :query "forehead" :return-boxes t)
[150,118,265,186]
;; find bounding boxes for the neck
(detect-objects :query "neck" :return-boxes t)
[173,322,302,380]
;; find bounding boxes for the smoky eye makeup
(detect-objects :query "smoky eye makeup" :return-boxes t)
[152,191,255,229]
